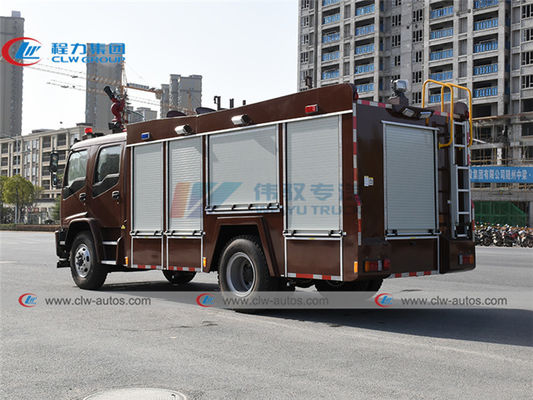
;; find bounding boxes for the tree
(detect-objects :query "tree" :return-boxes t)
[3,176,35,223]
[0,175,7,223]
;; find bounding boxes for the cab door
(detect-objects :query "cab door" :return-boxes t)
[61,149,89,224]
[87,143,124,261]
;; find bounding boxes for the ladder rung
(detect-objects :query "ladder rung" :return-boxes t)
[458,189,469,192]
[456,166,469,170]
[458,211,470,215]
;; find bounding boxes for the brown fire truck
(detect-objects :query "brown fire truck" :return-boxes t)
[55,80,475,297]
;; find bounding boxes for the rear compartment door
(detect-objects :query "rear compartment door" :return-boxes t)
[383,121,438,236]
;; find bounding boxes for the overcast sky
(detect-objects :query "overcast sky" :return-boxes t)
[0,0,298,134]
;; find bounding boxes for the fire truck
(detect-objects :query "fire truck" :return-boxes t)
[55,80,475,297]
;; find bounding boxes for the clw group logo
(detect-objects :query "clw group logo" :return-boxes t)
[18,293,38,307]
[2,37,41,66]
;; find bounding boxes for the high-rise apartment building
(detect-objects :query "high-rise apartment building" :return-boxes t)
[85,44,123,133]
[298,0,533,224]
[169,74,202,113]
[0,11,24,138]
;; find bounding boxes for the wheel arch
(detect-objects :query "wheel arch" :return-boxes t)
[65,218,104,263]
[207,218,278,277]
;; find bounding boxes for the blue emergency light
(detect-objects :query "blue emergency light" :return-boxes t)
[141,132,151,140]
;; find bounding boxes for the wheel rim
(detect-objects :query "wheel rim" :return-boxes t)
[74,245,91,278]
[225,252,256,296]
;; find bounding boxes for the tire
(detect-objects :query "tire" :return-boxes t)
[70,232,107,290]
[162,270,196,285]
[218,235,279,299]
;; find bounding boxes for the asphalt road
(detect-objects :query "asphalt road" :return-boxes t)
[1,231,532,400]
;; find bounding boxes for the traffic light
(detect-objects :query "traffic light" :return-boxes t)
[49,152,59,173]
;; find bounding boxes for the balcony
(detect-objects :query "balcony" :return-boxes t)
[474,87,498,97]
[356,4,375,16]
[430,6,453,20]
[322,33,340,43]
[322,69,340,80]
[474,18,498,31]
[355,44,375,55]
[473,63,498,76]
[356,83,374,93]
[322,51,340,62]
[355,24,375,36]
[322,0,340,6]
[429,93,451,103]
[430,27,454,40]
[323,13,341,25]
[474,41,498,53]
[429,70,453,81]
[429,49,453,61]
[473,0,498,10]
[355,63,374,74]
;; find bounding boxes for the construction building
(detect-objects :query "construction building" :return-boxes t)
[0,11,24,138]
[298,0,533,226]
[169,74,202,113]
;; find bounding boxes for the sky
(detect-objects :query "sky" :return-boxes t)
[0,0,298,134]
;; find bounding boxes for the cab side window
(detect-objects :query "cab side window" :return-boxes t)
[63,150,88,198]
[93,145,121,197]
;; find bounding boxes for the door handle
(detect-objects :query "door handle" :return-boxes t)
[112,191,120,201]
[79,192,87,202]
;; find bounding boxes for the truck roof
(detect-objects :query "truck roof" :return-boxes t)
[71,131,126,151]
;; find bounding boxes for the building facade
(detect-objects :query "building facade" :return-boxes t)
[298,0,533,225]
[169,74,202,113]
[0,11,24,138]
[85,44,123,133]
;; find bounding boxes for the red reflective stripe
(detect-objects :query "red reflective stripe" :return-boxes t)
[409,272,417,277]
[395,273,402,278]
[353,116,357,129]
[322,275,332,280]
[358,220,362,232]
[353,142,357,154]
[360,100,371,105]
[353,167,357,180]
[377,102,386,108]
[423,270,432,275]
[151,265,157,269]
[138,264,146,269]
[296,273,314,279]
[434,111,441,116]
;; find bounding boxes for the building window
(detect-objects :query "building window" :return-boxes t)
[392,34,401,48]
[394,0,402,6]
[391,74,400,82]
[522,51,533,65]
[523,4,532,19]
[412,92,422,104]
[414,50,423,63]
[522,75,533,89]
[301,0,310,9]
[392,14,402,27]
[412,70,422,83]
[393,56,401,66]
[301,16,309,27]
[302,34,309,45]
[413,9,423,22]
[413,30,423,43]
[300,52,309,63]
[524,28,533,42]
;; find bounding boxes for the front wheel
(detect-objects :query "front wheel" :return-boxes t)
[70,232,107,290]
[162,270,196,285]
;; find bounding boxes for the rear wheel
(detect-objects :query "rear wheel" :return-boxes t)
[218,236,279,300]
[70,232,107,290]
[162,270,196,285]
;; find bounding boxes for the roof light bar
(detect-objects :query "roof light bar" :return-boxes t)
[140,132,151,141]
[174,124,193,135]
[305,104,319,115]
[231,114,252,126]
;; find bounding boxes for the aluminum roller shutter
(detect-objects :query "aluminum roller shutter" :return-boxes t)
[286,115,341,233]
[168,137,202,233]
[383,122,437,235]
[132,143,163,233]
[208,125,278,209]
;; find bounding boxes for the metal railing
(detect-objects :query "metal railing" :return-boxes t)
[474,18,498,31]
[430,6,453,19]
[473,64,498,76]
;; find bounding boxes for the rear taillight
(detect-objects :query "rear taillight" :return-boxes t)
[364,259,390,272]
[458,254,474,265]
